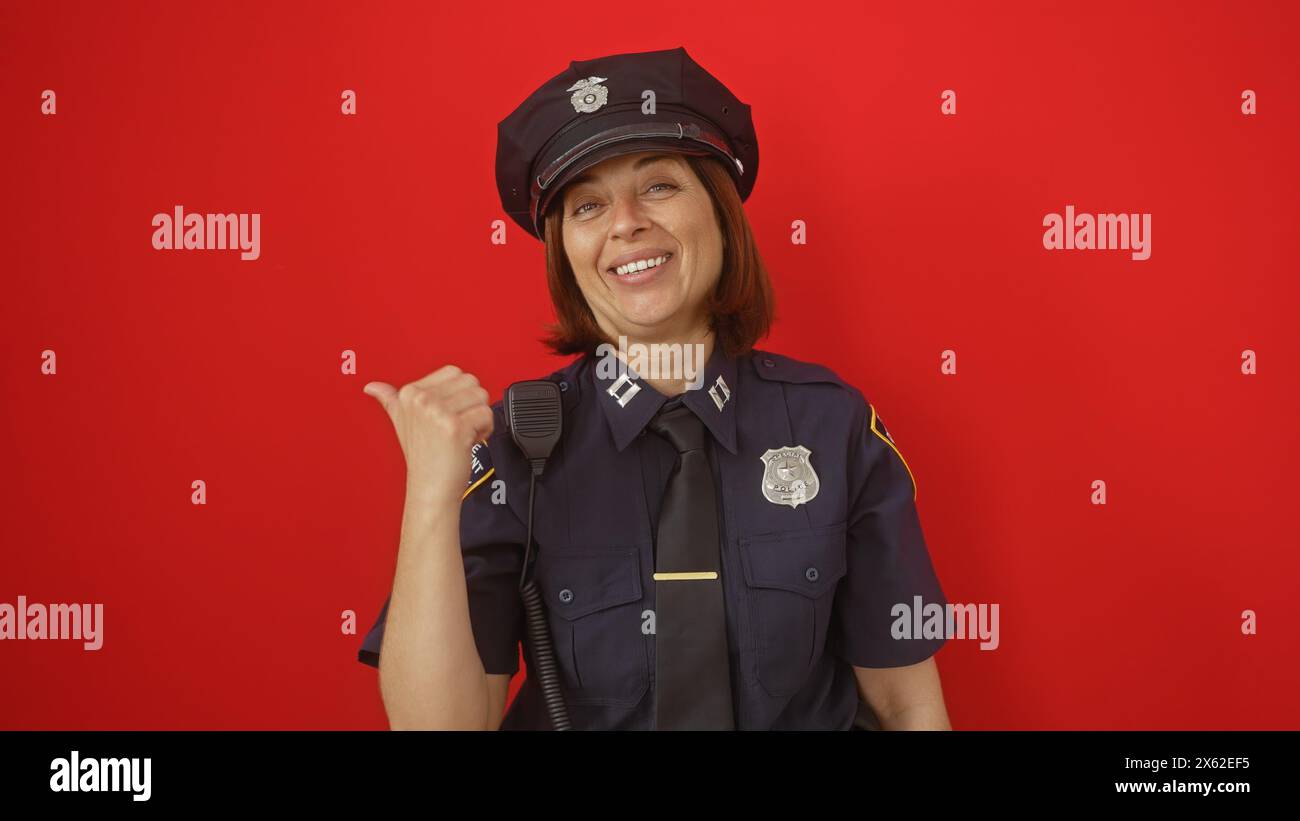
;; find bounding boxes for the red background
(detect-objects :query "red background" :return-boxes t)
[3,0,1297,729]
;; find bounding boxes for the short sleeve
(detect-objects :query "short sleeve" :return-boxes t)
[357,436,527,676]
[828,396,948,668]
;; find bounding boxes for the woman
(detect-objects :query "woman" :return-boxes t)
[357,47,951,730]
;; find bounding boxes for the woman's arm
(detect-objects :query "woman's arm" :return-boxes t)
[852,657,951,730]
[364,366,499,730]
[377,491,494,730]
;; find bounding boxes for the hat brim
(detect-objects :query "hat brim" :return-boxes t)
[530,115,743,238]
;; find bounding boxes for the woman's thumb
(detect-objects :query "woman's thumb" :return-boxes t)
[362,381,398,420]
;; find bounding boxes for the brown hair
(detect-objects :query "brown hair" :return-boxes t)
[539,153,775,359]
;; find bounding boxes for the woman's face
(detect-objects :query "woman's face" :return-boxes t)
[559,150,723,343]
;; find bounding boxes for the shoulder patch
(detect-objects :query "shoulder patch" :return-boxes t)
[463,439,494,500]
[750,350,851,389]
[869,404,917,501]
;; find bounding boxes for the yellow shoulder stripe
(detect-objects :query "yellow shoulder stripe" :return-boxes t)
[462,467,495,500]
[870,404,917,501]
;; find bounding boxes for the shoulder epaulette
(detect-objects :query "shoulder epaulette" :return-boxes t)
[750,350,852,390]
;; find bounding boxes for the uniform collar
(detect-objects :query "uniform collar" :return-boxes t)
[588,340,739,455]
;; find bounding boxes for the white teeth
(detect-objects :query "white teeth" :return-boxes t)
[614,254,670,275]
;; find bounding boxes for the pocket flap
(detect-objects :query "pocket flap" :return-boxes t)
[536,547,644,621]
[739,522,848,598]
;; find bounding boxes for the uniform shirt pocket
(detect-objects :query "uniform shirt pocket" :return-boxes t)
[738,522,848,698]
[534,546,650,707]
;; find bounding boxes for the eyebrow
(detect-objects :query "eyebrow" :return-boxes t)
[565,154,676,191]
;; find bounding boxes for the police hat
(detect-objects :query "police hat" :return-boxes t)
[495,47,759,241]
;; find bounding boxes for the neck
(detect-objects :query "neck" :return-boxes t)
[605,327,715,398]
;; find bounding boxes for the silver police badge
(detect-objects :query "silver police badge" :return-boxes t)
[760,445,820,508]
[567,76,609,113]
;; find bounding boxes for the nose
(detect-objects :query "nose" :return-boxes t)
[608,191,652,240]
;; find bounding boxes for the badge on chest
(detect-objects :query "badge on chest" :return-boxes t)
[759,445,820,508]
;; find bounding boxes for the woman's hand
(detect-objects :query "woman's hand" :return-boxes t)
[363,365,494,507]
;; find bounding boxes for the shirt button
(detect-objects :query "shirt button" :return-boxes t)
[559,380,569,392]
[559,588,574,604]
[805,567,819,582]
[762,358,775,368]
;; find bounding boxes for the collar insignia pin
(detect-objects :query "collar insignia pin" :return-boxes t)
[607,372,641,408]
[708,375,731,412]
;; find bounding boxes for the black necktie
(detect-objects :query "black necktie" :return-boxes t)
[647,402,735,730]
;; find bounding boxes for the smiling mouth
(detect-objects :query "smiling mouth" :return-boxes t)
[608,252,673,276]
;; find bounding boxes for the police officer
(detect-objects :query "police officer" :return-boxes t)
[358,47,951,730]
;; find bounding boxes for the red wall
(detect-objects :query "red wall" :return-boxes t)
[3,0,1297,729]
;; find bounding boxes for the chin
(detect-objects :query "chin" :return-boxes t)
[613,300,684,331]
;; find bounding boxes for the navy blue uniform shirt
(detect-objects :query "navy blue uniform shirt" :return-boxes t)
[358,344,948,729]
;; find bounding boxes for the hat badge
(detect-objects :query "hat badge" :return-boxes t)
[567,76,610,113]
